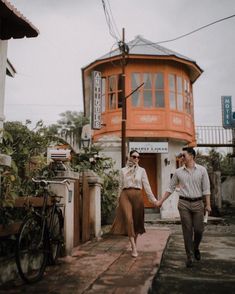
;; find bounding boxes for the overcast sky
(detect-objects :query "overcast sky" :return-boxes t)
[5,0,235,127]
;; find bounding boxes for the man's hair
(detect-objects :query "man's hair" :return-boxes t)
[182,147,196,158]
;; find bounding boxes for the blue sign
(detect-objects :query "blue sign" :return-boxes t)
[221,96,232,128]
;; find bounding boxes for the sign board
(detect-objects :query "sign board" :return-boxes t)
[91,71,102,130]
[129,142,168,153]
[221,96,232,128]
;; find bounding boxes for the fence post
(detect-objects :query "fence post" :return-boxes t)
[208,171,222,216]
[82,170,103,239]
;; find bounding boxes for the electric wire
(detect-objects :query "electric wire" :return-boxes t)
[101,0,120,42]
[132,14,235,47]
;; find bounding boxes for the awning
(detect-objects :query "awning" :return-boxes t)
[0,0,39,40]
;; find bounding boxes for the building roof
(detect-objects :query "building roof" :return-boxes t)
[98,35,195,63]
[83,35,203,83]
[0,0,39,39]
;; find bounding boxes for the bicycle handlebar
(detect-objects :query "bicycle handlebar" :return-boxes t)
[32,178,70,186]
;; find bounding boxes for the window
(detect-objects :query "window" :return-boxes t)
[131,73,141,107]
[169,74,183,111]
[184,79,192,114]
[143,73,152,107]
[107,74,122,110]
[177,76,183,111]
[169,74,176,109]
[154,73,165,107]
[131,72,165,108]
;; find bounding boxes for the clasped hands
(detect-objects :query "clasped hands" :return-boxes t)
[154,199,163,208]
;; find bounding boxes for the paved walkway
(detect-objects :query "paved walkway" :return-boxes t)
[149,228,235,294]
[1,222,235,294]
[0,227,170,294]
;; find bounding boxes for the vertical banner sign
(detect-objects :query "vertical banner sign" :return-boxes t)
[221,96,232,128]
[91,71,102,130]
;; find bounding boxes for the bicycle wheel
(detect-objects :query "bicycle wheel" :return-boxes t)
[15,215,49,283]
[48,208,63,264]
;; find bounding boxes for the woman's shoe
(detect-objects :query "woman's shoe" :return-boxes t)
[131,249,138,258]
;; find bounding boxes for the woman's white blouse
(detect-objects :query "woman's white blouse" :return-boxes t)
[119,166,157,204]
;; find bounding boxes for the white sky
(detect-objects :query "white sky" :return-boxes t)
[4,0,235,127]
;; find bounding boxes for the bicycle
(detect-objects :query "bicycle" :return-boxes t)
[15,178,69,283]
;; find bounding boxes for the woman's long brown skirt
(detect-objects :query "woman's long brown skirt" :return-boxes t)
[110,188,145,237]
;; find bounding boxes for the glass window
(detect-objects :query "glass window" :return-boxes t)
[169,74,175,91]
[177,76,182,94]
[184,79,192,114]
[131,72,165,109]
[170,92,176,109]
[144,91,152,107]
[118,74,122,108]
[155,73,164,107]
[143,73,152,107]
[155,91,165,107]
[155,73,164,89]
[109,93,116,109]
[177,94,183,111]
[131,73,141,107]
[107,75,122,110]
[169,74,176,109]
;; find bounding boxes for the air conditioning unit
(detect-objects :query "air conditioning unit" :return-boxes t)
[47,148,71,162]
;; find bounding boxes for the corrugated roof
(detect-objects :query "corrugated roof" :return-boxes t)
[0,0,39,40]
[97,35,195,63]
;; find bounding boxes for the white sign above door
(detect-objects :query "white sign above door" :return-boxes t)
[129,142,168,153]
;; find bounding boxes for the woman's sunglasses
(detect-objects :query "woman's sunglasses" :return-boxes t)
[131,155,140,159]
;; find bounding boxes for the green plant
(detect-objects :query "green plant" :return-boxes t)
[72,147,119,225]
[196,149,235,175]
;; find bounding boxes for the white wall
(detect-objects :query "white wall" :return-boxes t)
[159,141,185,219]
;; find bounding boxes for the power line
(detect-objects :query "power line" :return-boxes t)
[101,0,120,42]
[133,14,235,47]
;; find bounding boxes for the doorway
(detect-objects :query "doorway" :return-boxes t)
[140,153,158,208]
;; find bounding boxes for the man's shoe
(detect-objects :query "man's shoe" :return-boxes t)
[194,248,201,261]
[186,258,193,268]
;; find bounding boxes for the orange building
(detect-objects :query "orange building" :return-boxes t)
[82,36,203,218]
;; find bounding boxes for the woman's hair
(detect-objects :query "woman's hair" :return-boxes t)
[130,150,139,156]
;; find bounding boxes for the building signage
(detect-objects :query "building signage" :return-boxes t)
[129,142,168,153]
[91,71,102,130]
[221,96,232,128]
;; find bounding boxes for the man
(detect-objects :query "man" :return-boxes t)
[156,147,211,267]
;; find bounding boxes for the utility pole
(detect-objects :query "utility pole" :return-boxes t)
[120,28,127,167]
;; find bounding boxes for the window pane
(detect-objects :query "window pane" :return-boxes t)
[144,90,152,107]
[109,76,116,92]
[155,73,164,89]
[177,76,182,93]
[132,73,140,89]
[170,92,176,109]
[144,73,152,89]
[177,94,183,111]
[118,74,122,108]
[109,93,116,109]
[155,91,165,107]
[132,91,140,107]
[169,74,175,91]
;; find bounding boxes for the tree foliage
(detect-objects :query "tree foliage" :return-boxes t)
[196,149,235,175]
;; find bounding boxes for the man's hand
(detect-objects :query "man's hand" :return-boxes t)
[154,199,163,208]
[205,204,212,213]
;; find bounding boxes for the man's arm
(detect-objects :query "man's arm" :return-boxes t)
[156,191,172,208]
[204,194,212,212]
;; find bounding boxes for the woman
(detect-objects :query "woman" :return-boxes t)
[110,150,158,257]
